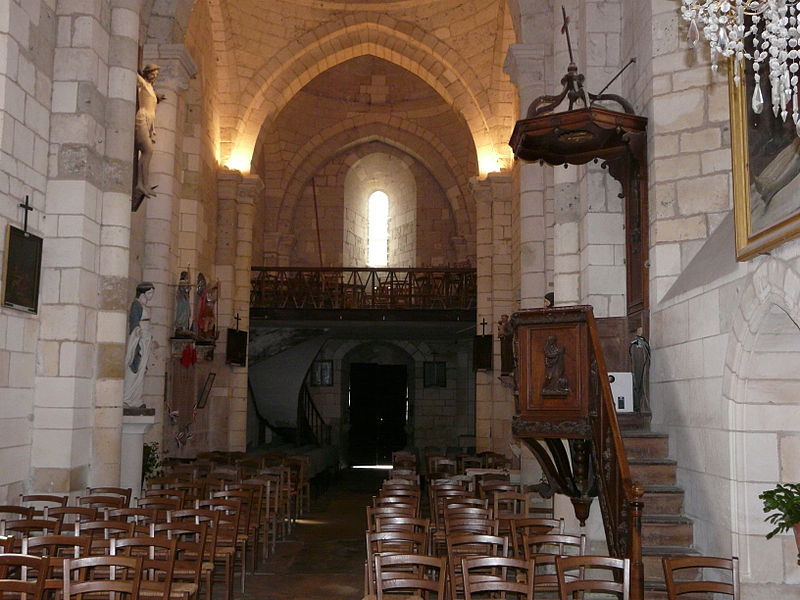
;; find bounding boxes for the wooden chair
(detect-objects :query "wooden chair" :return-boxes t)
[374,553,446,600]
[62,555,142,600]
[522,533,586,594]
[240,476,278,558]
[662,555,740,599]
[478,480,518,501]
[111,536,177,600]
[210,490,257,575]
[509,517,565,557]
[74,520,135,555]
[365,530,428,596]
[181,505,237,600]
[446,533,509,600]
[150,522,207,600]
[168,509,221,600]
[285,455,311,515]
[0,553,49,600]
[23,534,92,597]
[461,555,535,600]
[197,497,247,593]
[556,555,630,600]
[87,487,132,508]
[0,519,61,549]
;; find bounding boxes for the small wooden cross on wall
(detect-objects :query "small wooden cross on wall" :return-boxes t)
[18,195,33,236]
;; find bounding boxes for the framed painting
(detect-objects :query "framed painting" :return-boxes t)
[731,58,800,260]
[2,225,43,313]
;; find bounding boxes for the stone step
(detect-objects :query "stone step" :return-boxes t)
[642,515,694,547]
[629,458,677,486]
[622,431,669,459]
[641,485,684,515]
[617,411,652,431]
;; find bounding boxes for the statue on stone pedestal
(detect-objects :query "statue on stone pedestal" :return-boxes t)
[134,64,165,205]
[124,282,156,406]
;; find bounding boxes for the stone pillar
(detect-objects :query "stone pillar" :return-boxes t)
[473,174,516,454]
[138,44,197,443]
[504,43,550,308]
[214,170,260,451]
[34,0,141,493]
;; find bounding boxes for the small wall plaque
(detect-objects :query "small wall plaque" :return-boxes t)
[3,225,43,314]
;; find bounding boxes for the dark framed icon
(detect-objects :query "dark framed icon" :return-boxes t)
[473,335,493,370]
[424,361,447,387]
[310,360,333,387]
[226,328,248,366]
[196,372,216,409]
[3,225,43,314]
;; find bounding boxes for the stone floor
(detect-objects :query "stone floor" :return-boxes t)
[242,467,385,600]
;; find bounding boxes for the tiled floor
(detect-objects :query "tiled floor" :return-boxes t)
[243,468,384,600]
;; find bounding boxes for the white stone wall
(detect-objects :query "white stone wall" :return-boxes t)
[0,0,54,501]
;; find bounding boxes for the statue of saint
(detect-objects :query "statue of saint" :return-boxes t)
[124,282,155,406]
[542,334,569,395]
[173,271,192,337]
[134,64,165,201]
[497,314,515,375]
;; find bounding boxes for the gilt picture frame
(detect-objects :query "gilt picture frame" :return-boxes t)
[731,60,800,260]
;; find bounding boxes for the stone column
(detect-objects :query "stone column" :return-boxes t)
[473,174,516,454]
[138,44,197,442]
[33,0,141,493]
[215,170,261,451]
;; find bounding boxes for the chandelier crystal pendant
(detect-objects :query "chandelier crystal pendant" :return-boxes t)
[680,0,800,134]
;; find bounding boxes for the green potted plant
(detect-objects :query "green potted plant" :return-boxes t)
[142,441,164,485]
[759,482,800,551]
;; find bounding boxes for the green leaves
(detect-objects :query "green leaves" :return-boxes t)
[759,483,800,539]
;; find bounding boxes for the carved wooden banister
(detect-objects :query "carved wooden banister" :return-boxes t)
[298,383,331,446]
[511,306,644,600]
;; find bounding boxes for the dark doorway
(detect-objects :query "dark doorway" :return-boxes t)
[348,363,408,465]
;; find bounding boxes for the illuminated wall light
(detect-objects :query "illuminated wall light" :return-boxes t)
[225,148,252,173]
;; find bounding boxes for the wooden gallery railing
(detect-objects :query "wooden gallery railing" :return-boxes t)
[250,267,476,311]
[298,383,332,446]
[511,306,644,600]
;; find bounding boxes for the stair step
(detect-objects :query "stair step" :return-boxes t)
[629,458,677,485]
[617,411,652,431]
[641,485,685,515]
[642,516,693,547]
[622,431,669,459]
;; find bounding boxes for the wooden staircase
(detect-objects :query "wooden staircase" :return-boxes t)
[620,412,698,599]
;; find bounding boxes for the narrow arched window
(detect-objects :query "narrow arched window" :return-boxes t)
[368,190,389,267]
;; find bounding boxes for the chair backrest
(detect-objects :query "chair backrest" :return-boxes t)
[461,555,535,600]
[105,507,161,525]
[365,530,428,595]
[62,555,142,600]
[493,491,529,520]
[23,535,92,594]
[168,509,220,560]
[45,506,98,524]
[0,553,49,600]
[478,481,518,500]
[521,533,586,589]
[509,517,565,557]
[111,535,177,600]
[446,533,509,600]
[444,517,500,537]
[556,555,630,600]
[0,506,34,520]
[374,516,430,536]
[86,487,132,507]
[78,495,126,510]
[0,518,61,539]
[662,555,740,599]
[374,553,446,600]
[20,495,68,516]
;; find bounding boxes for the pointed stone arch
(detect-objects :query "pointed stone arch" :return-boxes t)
[227,16,496,169]
[722,257,800,584]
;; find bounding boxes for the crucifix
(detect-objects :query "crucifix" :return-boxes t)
[233,312,242,331]
[18,195,33,236]
[480,318,488,336]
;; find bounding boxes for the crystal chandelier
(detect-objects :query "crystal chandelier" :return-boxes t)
[680,1,800,132]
